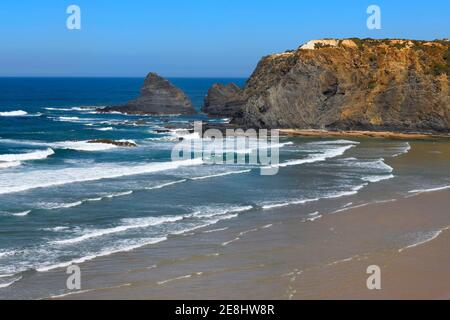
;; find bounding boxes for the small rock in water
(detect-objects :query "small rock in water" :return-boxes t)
[87,139,137,147]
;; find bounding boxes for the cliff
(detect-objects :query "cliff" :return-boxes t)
[201,83,243,116]
[223,39,450,132]
[100,73,195,115]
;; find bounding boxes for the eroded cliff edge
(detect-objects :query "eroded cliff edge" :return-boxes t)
[211,39,450,133]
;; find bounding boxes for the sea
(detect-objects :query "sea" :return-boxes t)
[0,77,449,298]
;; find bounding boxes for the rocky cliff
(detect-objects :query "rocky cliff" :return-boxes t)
[221,39,450,132]
[201,83,243,116]
[100,73,195,115]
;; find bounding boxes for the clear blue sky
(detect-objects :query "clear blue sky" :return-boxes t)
[0,0,449,77]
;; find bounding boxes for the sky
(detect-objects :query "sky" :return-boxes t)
[0,0,449,77]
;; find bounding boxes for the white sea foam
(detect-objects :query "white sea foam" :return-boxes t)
[221,237,240,246]
[0,251,16,259]
[305,212,322,222]
[44,106,98,112]
[0,158,203,195]
[309,140,360,145]
[146,179,187,190]
[36,237,168,272]
[158,274,192,285]
[262,198,319,210]
[265,145,354,169]
[0,276,22,289]
[53,141,118,151]
[392,142,411,157]
[398,227,449,253]
[0,138,121,152]
[191,169,251,180]
[190,205,253,218]
[408,185,450,194]
[52,216,183,245]
[0,110,28,117]
[95,127,114,131]
[362,174,395,183]
[0,148,54,162]
[0,161,21,169]
[10,210,31,217]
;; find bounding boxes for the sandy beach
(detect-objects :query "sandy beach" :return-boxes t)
[59,187,449,300]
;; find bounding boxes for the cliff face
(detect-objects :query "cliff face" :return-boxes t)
[201,83,243,116]
[230,39,450,132]
[101,73,195,115]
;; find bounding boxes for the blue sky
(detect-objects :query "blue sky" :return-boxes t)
[0,0,449,77]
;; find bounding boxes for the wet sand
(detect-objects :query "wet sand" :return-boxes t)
[279,129,450,140]
[65,188,450,300]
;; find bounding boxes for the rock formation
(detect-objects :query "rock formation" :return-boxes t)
[201,83,243,117]
[99,73,195,115]
[88,139,137,147]
[207,39,450,133]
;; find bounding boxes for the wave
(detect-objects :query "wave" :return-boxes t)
[262,185,367,210]
[0,138,119,152]
[189,205,253,219]
[191,169,251,180]
[265,145,354,169]
[362,174,395,183]
[0,251,16,259]
[392,142,411,157]
[0,276,22,289]
[52,216,183,245]
[398,226,449,253]
[44,106,98,112]
[305,212,322,222]
[53,141,118,151]
[262,198,319,210]
[94,127,114,131]
[36,237,168,272]
[0,110,28,117]
[0,158,203,195]
[146,179,187,190]
[0,161,21,169]
[342,158,394,173]
[10,210,31,217]
[408,185,450,194]
[309,139,360,145]
[0,148,54,162]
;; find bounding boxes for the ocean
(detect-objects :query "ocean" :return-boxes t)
[0,77,449,298]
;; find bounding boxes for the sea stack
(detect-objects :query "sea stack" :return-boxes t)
[100,73,195,115]
[201,83,243,117]
[225,38,450,133]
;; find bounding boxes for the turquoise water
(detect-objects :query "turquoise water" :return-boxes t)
[0,78,449,297]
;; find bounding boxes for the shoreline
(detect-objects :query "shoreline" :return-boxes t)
[279,129,450,140]
[59,188,450,300]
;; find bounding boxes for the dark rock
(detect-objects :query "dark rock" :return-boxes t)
[87,139,137,147]
[202,83,244,117]
[99,73,195,115]
[231,39,450,133]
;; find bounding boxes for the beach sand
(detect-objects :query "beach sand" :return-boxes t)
[64,188,450,300]
[279,129,450,140]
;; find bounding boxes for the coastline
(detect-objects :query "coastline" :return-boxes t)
[279,129,450,140]
[61,188,450,300]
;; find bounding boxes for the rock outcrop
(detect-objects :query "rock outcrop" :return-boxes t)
[88,139,137,147]
[99,73,195,115]
[226,38,450,133]
[201,83,243,117]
